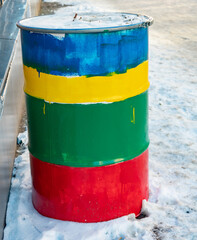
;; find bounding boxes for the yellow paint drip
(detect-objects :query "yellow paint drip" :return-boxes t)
[131,107,135,124]
[23,61,149,104]
[43,103,45,115]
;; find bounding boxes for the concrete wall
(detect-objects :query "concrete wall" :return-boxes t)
[0,0,41,238]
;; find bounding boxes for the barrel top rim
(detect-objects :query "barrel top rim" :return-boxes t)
[16,12,153,34]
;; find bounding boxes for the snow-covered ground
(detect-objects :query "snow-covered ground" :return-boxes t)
[3,0,197,239]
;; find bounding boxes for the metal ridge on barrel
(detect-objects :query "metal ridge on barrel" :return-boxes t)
[23,61,149,104]
[17,12,152,222]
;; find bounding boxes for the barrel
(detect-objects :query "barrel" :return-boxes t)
[17,12,153,222]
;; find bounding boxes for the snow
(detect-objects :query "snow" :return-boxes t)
[4,0,197,239]
[18,12,151,31]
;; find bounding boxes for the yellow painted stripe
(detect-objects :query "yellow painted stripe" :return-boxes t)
[23,61,149,104]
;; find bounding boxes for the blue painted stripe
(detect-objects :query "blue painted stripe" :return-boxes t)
[21,27,148,76]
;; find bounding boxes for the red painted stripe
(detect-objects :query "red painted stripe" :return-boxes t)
[30,149,149,222]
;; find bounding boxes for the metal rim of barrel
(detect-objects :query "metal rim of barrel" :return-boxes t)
[16,12,154,34]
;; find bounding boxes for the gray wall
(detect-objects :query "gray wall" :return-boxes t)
[0,36,25,239]
[0,0,41,238]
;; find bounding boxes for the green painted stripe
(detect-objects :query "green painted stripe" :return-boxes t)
[26,91,149,167]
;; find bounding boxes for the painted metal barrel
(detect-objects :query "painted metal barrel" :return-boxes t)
[17,12,153,222]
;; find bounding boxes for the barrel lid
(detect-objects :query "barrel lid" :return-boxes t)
[17,12,153,33]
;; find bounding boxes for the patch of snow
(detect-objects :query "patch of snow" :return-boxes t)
[16,131,28,154]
